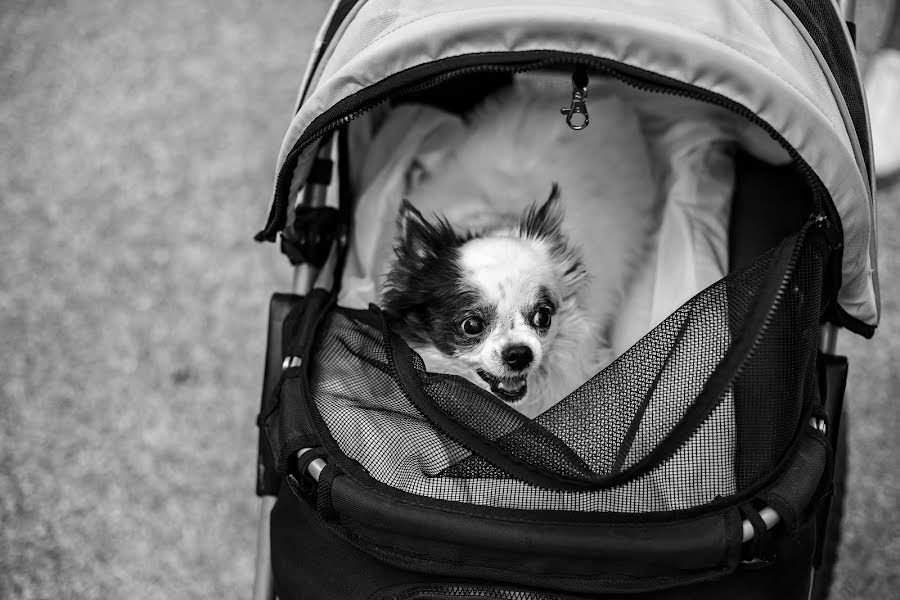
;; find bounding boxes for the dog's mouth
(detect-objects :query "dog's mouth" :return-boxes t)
[476,369,528,402]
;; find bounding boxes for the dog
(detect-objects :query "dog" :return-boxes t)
[378,78,658,417]
[381,185,603,417]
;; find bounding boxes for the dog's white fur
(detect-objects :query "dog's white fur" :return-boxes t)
[458,232,598,416]
[394,206,597,418]
[390,77,658,418]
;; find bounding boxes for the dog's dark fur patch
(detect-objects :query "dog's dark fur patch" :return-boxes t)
[382,201,493,355]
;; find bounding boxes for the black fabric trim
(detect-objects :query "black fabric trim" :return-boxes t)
[739,504,770,560]
[256,52,557,242]
[330,475,739,582]
[832,302,876,338]
[370,583,589,600]
[611,315,692,474]
[817,352,848,456]
[297,0,364,111]
[759,426,828,530]
[271,484,795,599]
[316,462,340,520]
[780,0,871,179]
[333,126,353,295]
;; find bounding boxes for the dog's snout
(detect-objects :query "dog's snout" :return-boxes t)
[502,345,533,371]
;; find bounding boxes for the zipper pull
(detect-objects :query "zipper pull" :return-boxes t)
[561,65,589,130]
[813,213,843,250]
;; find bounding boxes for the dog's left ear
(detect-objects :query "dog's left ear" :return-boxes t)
[395,199,459,264]
[519,183,564,241]
[520,184,587,295]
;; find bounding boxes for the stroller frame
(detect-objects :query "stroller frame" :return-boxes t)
[252,0,865,598]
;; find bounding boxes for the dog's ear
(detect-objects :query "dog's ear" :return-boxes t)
[520,185,588,296]
[396,199,435,262]
[519,183,564,240]
[395,199,458,263]
[385,200,455,345]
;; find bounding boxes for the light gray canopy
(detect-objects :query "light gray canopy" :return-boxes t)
[265,0,878,333]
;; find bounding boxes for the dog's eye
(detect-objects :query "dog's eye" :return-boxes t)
[461,316,485,335]
[532,307,552,329]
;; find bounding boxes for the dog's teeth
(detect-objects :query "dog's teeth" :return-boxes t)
[499,379,525,392]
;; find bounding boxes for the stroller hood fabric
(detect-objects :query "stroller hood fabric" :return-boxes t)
[263,0,878,334]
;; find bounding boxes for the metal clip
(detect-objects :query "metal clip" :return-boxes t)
[561,67,590,130]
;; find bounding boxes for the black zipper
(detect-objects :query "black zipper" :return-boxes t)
[255,53,559,242]
[256,50,842,249]
[380,586,563,600]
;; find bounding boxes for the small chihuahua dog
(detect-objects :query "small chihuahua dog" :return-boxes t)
[382,185,601,415]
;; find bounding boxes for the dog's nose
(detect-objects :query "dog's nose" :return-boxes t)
[502,345,533,371]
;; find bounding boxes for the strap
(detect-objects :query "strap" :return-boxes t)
[316,462,341,521]
[295,447,329,500]
[740,503,771,560]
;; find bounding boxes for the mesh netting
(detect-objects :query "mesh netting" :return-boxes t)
[307,230,823,512]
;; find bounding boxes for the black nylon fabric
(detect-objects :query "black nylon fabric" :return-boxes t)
[270,480,821,598]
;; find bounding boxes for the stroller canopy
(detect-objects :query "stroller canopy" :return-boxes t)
[257,0,879,336]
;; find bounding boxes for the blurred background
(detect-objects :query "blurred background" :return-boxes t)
[1,1,897,598]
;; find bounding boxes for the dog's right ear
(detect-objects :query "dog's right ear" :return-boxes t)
[395,199,458,263]
[397,199,426,245]
[519,183,564,241]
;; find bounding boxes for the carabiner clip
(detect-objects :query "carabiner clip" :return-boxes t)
[561,66,589,130]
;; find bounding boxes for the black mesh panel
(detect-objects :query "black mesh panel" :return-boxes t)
[301,229,824,513]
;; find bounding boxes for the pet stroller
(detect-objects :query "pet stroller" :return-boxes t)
[251,1,879,598]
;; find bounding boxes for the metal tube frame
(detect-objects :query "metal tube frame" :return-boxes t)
[251,496,278,600]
